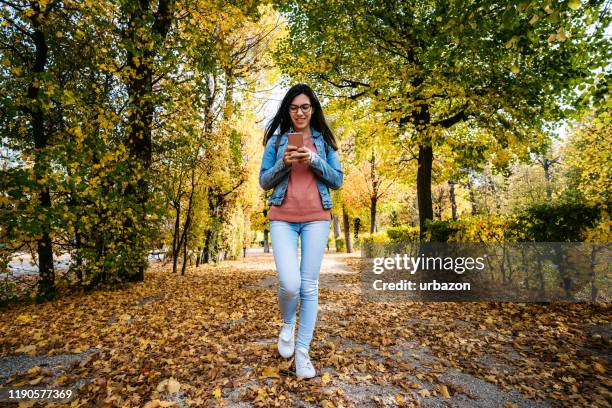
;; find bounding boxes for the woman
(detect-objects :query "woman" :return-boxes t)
[259,84,343,379]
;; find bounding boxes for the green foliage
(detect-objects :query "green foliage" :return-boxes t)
[0,0,274,297]
[423,220,460,243]
[386,225,420,243]
[274,0,611,232]
[359,232,388,245]
[562,109,612,206]
[365,200,608,244]
[334,237,345,252]
[512,202,603,242]
[448,215,515,243]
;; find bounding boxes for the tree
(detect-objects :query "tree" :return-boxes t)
[562,109,611,206]
[1,0,271,297]
[0,0,72,300]
[274,0,611,238]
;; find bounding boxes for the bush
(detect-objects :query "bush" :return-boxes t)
[339,200,608,247]
[582,213,612,242]
[512,201,603,242]
[335,237,345,252]
[358,232,389,257]
[447,215,515,243]
[359,232,388,245]
[424,220,460,242]
[386,225,420,243]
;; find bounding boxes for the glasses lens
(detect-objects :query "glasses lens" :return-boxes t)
[289,104,311,113]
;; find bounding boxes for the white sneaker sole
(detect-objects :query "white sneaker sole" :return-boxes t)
[296,371,316,379]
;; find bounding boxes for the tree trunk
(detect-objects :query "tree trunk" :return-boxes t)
[27,16,55,302]
[467,176,478,216]
[205,221,219,263]
[490,179,501,212]
[434,187,445,220]
[172,203,180,274]
[448,180,457,221]
[332,214,340,240]
[342,206,353,253]
[353,218,361,241]
[370,197,377,233]
[199,246,206,265]
[123,0,175,283]
[203,229,212,263]
[181,218,189,276]
[263,207,270,253]
[417,144,434,239]
[74,230,83,285]
[124,52,152,282]
[543,158,552,201]
[369,148,378,234]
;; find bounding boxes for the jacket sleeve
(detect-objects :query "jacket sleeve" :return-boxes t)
[309,145,343,190]
[259,134,291,191]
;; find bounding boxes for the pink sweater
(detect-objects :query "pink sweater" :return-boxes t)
[269,134,331,222]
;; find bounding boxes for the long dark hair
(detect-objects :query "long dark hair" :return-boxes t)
[263,84,339,151]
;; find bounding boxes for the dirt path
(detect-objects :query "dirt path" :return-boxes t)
[233,250,552,408]
[0,249,609,407]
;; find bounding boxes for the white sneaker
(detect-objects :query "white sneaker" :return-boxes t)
[277,323,295,358]
[295,346,316,379]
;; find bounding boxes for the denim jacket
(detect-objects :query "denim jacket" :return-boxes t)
[259,128,343,209]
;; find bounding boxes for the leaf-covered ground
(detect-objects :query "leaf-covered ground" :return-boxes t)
[0,251,610,407]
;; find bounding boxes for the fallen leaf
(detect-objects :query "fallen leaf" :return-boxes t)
[167,378,181,394]
[27,366,42,376]
[15,344,37,354]
[16,314,32,324]
[156,377,181,394]
[29,376,44,385]
[252,385,268,402]
[261,366,280,378]
[321,372,331,385]
[144,400,176,408]
[419,389,431,398]
[438,384,450,398]
[213,386,222,399]
[593,362,605,374]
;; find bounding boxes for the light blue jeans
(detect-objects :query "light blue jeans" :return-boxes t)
[270,220,330,351]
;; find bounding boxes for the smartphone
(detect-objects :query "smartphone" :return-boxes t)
[287,132,304,148]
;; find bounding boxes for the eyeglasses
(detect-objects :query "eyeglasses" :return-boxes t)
[289,104,312,114]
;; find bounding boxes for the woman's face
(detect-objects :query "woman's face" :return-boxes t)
[289,93,312,132]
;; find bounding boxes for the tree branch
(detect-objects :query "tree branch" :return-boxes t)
[2,15,33,38]
[0,0,25,10]
[432,106,470,128]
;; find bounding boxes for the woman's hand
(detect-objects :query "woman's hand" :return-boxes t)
[283,145,299,167]
[292,147,312,164]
